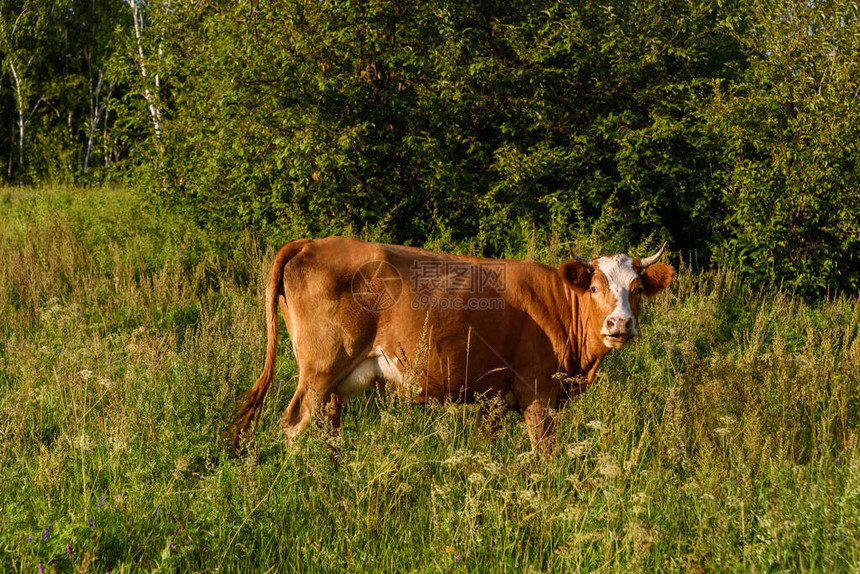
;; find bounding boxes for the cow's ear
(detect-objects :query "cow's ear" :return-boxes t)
[559,260,592,293]
[641,263,674,296]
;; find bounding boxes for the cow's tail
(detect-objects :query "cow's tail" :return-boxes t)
[226,240,307,449]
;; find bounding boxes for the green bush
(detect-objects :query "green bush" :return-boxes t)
[149,0,744,248]
[2,0,859,294]
[703,0,860,292]
[134,0,860,294]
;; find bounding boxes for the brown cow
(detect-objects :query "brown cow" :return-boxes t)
[229,237,673,453]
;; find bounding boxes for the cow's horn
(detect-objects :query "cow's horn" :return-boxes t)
[639,242,667,268]
[568,246,593,269]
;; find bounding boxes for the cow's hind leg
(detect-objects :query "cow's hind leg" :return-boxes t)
[326,393,344,429]
[280,353,384,445]
[281,371,343,443]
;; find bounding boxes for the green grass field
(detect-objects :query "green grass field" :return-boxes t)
[2,186,859,572]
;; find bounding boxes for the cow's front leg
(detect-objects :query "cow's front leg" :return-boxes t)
[475,393,509,439]
[522,398,556,457]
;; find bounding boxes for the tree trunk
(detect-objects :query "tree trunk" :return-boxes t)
[9,61,24,176]
[83,70,105,176]
[127,0,162,141]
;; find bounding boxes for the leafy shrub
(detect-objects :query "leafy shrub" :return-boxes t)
[703,0,860,292]
[2,0,859,294]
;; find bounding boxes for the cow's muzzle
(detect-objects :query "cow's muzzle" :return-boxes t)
[601,317,637,348]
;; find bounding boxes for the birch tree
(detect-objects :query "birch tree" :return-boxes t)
[83,67,114,176]
[0,4,44,180]
[81,0,119,177]
[125,0,162,143]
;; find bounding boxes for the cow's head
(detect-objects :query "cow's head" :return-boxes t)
[560,243,674,349]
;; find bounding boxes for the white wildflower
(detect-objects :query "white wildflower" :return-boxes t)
[74,435,92,451]
[597,454,621,478]
[585,420,607,433]
[566,440,592,457]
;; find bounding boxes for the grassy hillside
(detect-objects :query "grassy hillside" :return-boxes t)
[1,186,859,572]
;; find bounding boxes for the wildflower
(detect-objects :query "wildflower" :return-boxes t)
[836,458,841,465]
[43,527,48,541]
[597,455,622,478]
[74,435,92,451]
[38,562,44,574]
[454,551,463,563]
[88,517,93,529]
[28,534,32,542]
[585,420,607,433]
[631,491,650,504]
[65,544,73,557]
[518,489,539,505]
[566,441,592,457]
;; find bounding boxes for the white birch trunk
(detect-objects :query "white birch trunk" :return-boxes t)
[9,61,24,170]
[83,70,105,176]
[126,0,162,141]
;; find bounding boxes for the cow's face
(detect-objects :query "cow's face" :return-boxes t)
[560,249,674,350]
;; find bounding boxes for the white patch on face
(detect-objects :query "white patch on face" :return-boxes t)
[593,254,640,340]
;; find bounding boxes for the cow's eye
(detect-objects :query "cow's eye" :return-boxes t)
[633,286,644,296]
[590,286,598,294]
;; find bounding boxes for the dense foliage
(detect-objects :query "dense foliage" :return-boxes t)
[1,0,859,293]
[0,0,123,181]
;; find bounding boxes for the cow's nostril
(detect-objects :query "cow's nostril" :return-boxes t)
[606,317,616,331]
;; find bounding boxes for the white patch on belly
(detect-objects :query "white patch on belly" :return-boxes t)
[335,350,403,398]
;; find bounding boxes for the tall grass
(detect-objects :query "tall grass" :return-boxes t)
[1,186,859,572]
